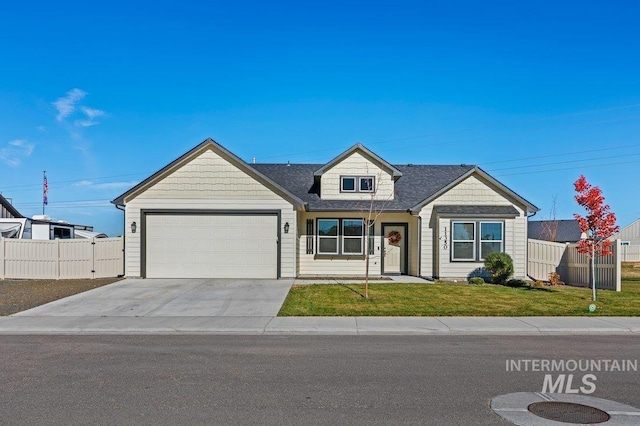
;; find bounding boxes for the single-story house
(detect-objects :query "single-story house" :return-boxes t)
[0,193,22,219]
[111,139,539,280]
[609,218,640,246]
[528,219,582,243]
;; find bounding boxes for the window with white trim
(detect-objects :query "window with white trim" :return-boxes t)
[341,177,356,192]
[318,219,339,254]
[340,176,375,193]
[479,222,503,259]
[451,221,504,261]
[317,218,364,255]
[452,222,475,260]
[359,177,374,192]
[342,220,364,254]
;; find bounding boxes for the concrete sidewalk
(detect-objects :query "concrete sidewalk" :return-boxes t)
[1,315,639,335]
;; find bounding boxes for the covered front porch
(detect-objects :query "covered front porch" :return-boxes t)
[296,211,420,277]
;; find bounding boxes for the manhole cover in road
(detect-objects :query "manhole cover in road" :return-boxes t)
[528,401,610,424]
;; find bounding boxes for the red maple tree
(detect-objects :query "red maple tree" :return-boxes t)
[573,175,619,300]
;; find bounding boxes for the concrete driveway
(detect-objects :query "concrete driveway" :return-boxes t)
[12,279,294,317]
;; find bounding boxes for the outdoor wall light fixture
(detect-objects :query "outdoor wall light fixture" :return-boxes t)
[284,222,290,234]
[131,221,137,233]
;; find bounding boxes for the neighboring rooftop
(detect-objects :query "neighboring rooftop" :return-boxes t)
[0,193,22,219]
[528,219,582,243]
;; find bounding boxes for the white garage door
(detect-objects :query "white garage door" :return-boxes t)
[145,214,278,278]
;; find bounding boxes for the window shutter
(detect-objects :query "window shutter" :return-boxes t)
[368,220,375,255]
[306,219,314,254]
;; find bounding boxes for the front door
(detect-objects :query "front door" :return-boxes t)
[382,224,407,275]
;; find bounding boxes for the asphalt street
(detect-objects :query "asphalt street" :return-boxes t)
[1,335,639,425]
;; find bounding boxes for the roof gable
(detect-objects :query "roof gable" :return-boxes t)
[410,166,539,213]
[609,217,640,241]
[0,193,22,218]
[313,143,402,179]
[111,138,305,207]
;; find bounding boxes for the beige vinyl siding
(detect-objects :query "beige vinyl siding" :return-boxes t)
[297,212,418,277]
[135,149,285,201]
[124,148,296,278]
[126,199,296,278]
[418,174,528,279]
[320,152,395,201]
[610,219,640,245]
[436,217,527,278]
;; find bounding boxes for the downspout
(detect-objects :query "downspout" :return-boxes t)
[409,209,421,278]
[525,209,537,280]
[115,204,126,277]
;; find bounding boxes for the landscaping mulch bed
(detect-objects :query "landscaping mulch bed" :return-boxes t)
[0,277,123,316]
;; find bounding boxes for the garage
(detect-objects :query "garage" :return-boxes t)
[144,213,279,279]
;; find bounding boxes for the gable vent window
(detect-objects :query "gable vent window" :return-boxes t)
[341,177,356,192]
[340,176,375,193]
[359,177,374,192]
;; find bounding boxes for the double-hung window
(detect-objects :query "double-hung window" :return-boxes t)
[317,218,364,255]
[452,222,475,261]
[318,219,339,254]
[451,221,504,261]
[479,222,503,259]
[342,220,364,254]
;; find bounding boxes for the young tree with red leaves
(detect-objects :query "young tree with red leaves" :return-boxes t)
[573,175,619,301]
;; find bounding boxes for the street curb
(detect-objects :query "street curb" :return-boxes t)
[0,316,639,336]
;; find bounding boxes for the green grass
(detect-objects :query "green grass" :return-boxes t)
[622,262,640,282]
[278,268,640,317]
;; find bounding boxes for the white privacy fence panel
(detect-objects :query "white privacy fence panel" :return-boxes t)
[59,239,93,279]
[0,237,123,280]
[528,238,621,292]
[619,245,640,262]
[527,239,567,282]
[1,239,58,279]
[94,237,125,278]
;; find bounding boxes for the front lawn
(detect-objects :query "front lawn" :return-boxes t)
[278,280,640,317]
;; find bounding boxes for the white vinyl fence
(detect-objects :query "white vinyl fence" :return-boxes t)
[619,245,640,262]
[528,238,621,291]
[0,237,124,280]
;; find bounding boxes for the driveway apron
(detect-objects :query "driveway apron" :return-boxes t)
[12,279,294,317]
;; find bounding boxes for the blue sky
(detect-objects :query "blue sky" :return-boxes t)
[1,1,639,236]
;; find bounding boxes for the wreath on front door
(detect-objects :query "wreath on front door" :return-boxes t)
[387,230,402,244]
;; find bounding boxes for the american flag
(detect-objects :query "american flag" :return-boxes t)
[43,172,48,206]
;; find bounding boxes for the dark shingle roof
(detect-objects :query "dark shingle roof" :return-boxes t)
[528,219,582,242]
[0,193,22,218]
[433,205,520,217]
[249,163,475,211]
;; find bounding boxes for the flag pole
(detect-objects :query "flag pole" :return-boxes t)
[43,170,47,215]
